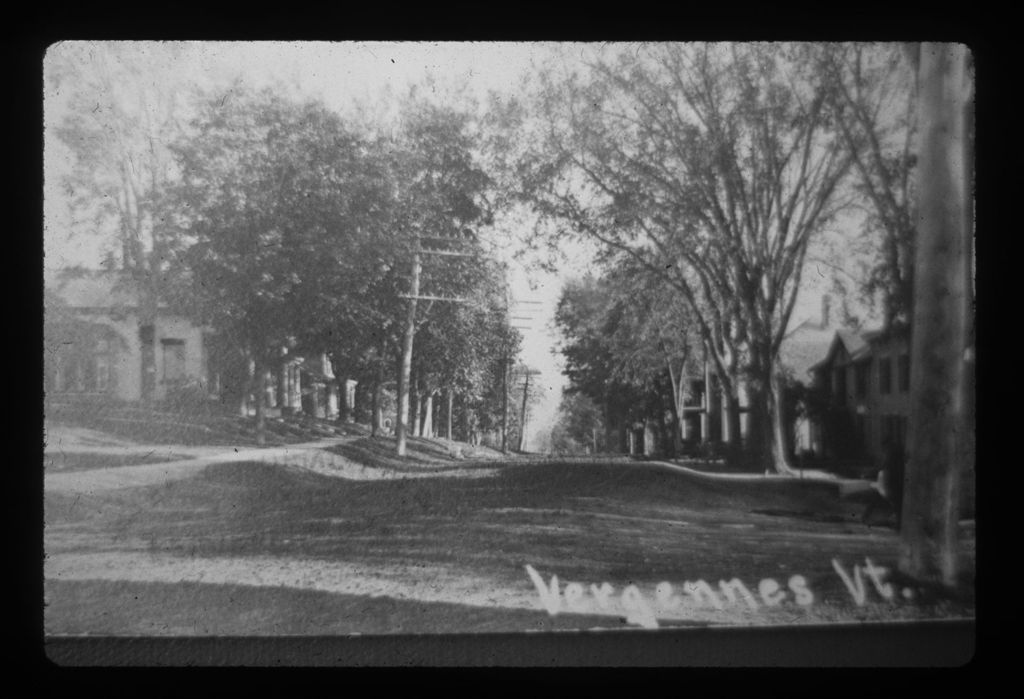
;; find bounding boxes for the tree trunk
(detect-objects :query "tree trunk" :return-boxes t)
[276,361,287,413]
[338,376,349,424]
[372,339,387,437]
[371,377,380,437]
[899,42,971,589]
[421,392,433,438]
[667,361,686,451]
[603,391,616,454]
[501,355,509,453]
[769,370,799,476]
[460,396,470,444]
[721,387,741,448]
[410,371,421,438]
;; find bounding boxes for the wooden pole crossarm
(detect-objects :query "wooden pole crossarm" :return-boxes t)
[414,248,478,258]
[399,294,472,303]
[416,235,474,243]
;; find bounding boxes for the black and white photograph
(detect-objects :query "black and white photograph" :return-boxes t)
[41,41,975,665]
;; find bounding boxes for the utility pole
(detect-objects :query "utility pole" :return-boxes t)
[899,42,973,588]
[395,232,478,457]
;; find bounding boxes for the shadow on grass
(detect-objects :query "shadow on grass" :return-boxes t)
[327,435,503,470]
[45,578,637,636]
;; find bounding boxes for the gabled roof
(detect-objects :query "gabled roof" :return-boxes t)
[836,329,872,361]
[809,328,877,374]
[779,318,834,382]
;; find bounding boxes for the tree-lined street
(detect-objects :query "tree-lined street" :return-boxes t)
[43,41,974,646]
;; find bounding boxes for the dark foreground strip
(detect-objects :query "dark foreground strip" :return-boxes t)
[43,619,974,667]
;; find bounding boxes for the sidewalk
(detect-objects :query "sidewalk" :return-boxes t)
[651,459,845,483]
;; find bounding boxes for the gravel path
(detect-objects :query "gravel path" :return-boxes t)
[45,436,501,495]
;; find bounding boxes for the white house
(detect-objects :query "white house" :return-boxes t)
[44,269,210,402]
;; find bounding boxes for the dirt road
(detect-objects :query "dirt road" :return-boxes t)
[44,440,976,635]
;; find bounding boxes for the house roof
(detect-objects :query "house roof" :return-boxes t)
[46,270,143,310]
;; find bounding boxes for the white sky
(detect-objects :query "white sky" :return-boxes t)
[43,41,878,451]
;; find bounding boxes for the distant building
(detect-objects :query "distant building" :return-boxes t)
[808,322,911,469]
[44,268,357,420]
[261,351,344,420]
[778,295,840,458]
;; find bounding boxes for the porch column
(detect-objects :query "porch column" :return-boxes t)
[643,420,656,456]
[738,380,751,442]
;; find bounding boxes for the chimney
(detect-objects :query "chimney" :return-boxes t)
[821,294,831,329]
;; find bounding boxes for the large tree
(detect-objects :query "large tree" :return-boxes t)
[555,273,663,453]
[514,43,854,473]
[170,87,393,444]
[820,43,918,329]
[47,42,195,401]
[47,42,188,276]
[554,263,701,456]
[600,259,704,450]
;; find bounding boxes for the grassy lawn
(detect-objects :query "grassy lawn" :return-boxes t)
[46,400,368,447]
[44,438,976,635]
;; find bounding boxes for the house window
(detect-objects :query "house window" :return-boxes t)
[95,356,109,392]
[879,357,892,395]
[855,361,870,399]
[72,357,85,392]
[161,339,186,383]
[52,357,65,393]
[898,354,910,393]
[94,338,111,392]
